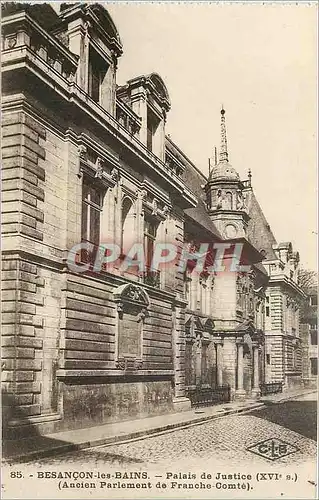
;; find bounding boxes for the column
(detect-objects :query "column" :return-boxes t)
[216,342,223,386]
[195,335,202,386]
[171,298,192,412]
[236,343,245,399]
[252,345,260,398]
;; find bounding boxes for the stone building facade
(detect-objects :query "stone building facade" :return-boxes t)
[300,286,318,388]
[1,3,305,439]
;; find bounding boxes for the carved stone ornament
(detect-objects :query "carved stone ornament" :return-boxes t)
[6,35,17,49]
[136,188,148,201]
[114,283,150,308]
[117,301,124,319]
[124,285,147,304]
[84,20,92,33]
[236,189,244,210]
[137,307,149,323]
[95,157,104,179]
[116,357,143,371]
[286,296,293,307]
[77,145,87,178]
[161,204,168,215]
[111,167,120,182]
[151,198,158,216]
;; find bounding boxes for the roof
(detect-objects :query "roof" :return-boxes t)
[245,190,277,260]
[209,161,240,182]
[124,73,171,112]
[1,2,59,29]
[170,141,222,240]
[254,261,269,277]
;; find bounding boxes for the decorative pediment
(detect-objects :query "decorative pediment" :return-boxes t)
[113,283,150,307]
[77,139,121,188]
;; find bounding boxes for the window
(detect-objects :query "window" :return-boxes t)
[310,330,317,345]
[184,270,192,309]
[146,108,159,152]
[265,296,270,317]
[88,47,108,103]
[310,358,317,376]
[225,191,233,210]
[121,197,133,254]
[266,354,271,365]
[143,215,160,287]
[310,295,318,306]
[81,178,102,247]
[293,346,298,369]
[144,216,157,268]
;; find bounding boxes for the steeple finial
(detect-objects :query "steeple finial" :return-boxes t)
[219,106,229,163]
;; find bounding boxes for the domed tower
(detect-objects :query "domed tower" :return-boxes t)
[205,108,250,239]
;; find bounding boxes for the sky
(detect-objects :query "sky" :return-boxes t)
[53,2,318,271]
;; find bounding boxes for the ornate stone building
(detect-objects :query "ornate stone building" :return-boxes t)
[1,3,305,438]
[300,286,318,388]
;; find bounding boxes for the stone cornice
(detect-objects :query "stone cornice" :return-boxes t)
[1,23,196,210]
[268,274,306,299]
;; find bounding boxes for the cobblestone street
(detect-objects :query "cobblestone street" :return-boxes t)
[19,394,316,469]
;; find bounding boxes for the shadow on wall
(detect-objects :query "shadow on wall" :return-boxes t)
[2,390,72,462]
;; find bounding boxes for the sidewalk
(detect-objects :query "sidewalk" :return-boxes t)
[2,387,316,464]
[260,387,317,404]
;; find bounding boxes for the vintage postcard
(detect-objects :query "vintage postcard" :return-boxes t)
[1,1,318,499]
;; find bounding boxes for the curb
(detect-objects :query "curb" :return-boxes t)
[261,389,317,405]
[3,402,265,464]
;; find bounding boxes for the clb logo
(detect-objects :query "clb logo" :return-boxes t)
[247,437,299,461]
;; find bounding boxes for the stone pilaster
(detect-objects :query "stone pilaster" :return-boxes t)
[251,345,260,398]
[216,341,223,386]
[172,296,191,411]
[236,341,246,400]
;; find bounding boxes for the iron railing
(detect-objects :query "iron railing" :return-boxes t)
[260,382,283,396]
[186,385,231,408]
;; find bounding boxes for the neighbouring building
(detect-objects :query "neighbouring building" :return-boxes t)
[1,2,306,439]
[300,286,318,387]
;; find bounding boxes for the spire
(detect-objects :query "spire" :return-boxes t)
[219,106,229,163]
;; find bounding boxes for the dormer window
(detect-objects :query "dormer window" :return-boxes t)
[146,108,160,152]
[88,47,108,104]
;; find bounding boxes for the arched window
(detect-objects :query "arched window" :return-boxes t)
[121,197,134,254]
[225,191,232,210]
